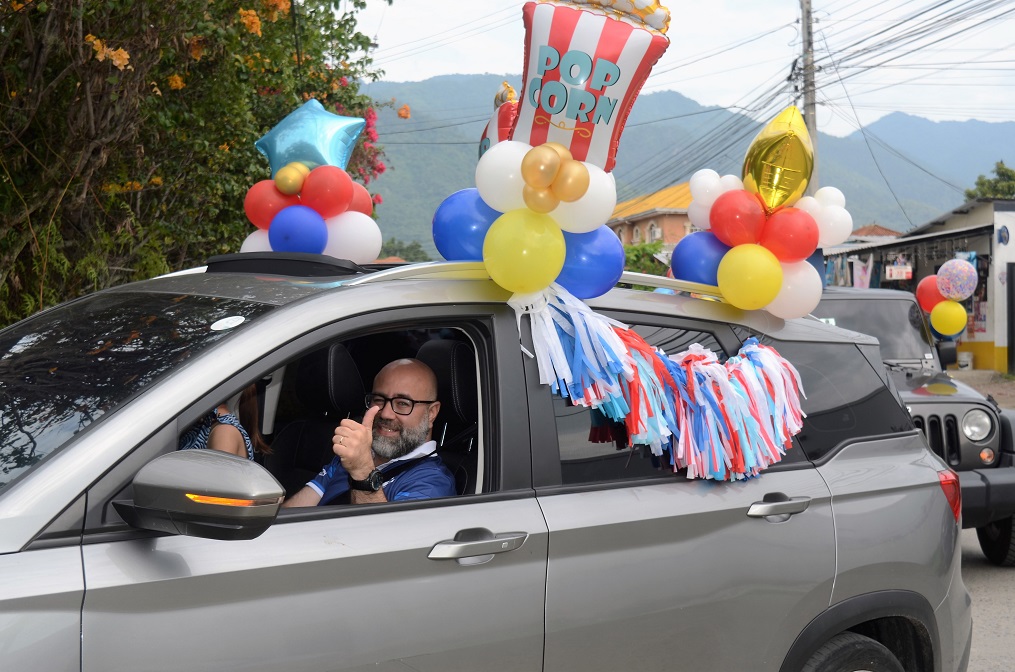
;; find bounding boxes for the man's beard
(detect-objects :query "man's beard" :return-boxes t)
[372,415,431,460]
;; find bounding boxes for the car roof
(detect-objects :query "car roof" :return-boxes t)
[106,253,874,346]
[820,286,914,299]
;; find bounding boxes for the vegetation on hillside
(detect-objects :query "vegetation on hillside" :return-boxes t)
[0,0,388,325]
[966,161,1015,200]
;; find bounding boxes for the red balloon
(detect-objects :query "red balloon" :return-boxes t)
[348,181,373,216]
[300,166,354,219]
[916,275,946,313]
[709,190,767,247]
[758,207,819,263]
[244,180,301,230]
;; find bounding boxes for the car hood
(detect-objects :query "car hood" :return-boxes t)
[890,369,988,404]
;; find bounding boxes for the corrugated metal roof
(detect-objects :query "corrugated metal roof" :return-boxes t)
[611,182,692,220]
[824,223,992,256]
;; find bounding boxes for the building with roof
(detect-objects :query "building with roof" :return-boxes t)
[825,199,1015,372]
[607,182,693,251]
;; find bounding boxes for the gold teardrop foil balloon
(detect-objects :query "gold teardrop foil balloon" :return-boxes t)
[742,106,814,211]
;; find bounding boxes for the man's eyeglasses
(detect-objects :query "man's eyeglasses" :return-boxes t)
[364,394,436,416]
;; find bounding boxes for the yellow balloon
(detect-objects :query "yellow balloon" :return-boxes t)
[930,300,967,336]
[274,165,306,195]
[742,106,814,211]
[523,184,560,213]
[483,209,566,294]
[288,161,312,177]
[521,145,561,189]
[716,244,783,310]
[544,141,573,162]
[551,160,590,202]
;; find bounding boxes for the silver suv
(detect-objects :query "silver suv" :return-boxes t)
[815,286,1015,567]
[0,253,971,672]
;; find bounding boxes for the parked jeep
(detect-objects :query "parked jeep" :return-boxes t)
[815,286,1015,566]
[0,254,971,671]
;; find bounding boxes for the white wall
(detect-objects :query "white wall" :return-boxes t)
[992,210,1015,349]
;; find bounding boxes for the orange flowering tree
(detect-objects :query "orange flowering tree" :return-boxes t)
[0,0,389,325]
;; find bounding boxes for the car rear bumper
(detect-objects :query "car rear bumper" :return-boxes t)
[958,466,1015,528]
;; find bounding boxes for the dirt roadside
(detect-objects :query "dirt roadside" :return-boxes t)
[949,369,1015,410]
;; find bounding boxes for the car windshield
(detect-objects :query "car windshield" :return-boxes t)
[811,297,935,362]
[0,291,273,494]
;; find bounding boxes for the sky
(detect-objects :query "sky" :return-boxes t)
[354,0,1015,138]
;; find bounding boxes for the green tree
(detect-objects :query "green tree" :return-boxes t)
[624,241,666,275]
[379,237,431,262]
[965,161,1015,200]
[0,0,389,326]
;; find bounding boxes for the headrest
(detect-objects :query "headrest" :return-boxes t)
[416,340,477,425]
[294,342,364,417]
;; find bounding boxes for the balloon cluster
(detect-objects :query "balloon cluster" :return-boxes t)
[672,106,853,319]
[915,259,979,338]
[240,99,382,264]
[433,139,623,300]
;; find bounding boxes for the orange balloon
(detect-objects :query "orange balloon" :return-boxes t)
[551,160,590,202]
[521,145,561,189]
[523,185,560,213]
[545,142,573,162]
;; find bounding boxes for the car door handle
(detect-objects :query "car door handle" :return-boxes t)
[428,529,528,560]
[747,496,811,518]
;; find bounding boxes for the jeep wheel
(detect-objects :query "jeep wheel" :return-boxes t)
[977,515,1015,566]
[801,632,904,672]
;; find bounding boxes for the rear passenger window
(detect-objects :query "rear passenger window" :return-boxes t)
[774,340,914,461]
[553,324,724,486]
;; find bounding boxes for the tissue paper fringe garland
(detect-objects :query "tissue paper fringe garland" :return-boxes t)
[510,284,806,480]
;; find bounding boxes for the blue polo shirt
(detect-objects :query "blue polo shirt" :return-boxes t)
[307,441,456,505]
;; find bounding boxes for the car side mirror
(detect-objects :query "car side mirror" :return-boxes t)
[937,340,957,368]
[114,450,285,541]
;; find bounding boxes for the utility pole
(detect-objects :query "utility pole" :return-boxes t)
[800,0,818,192]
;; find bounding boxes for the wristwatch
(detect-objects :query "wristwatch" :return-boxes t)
[349,469,384,492]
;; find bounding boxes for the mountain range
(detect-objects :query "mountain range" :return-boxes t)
[363,74,1015,257]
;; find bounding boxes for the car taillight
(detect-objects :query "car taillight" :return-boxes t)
[938,470,961,523]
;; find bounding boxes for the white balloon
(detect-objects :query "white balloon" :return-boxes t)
[323,211,383,264]
[240,229,273,253]
[689,169,722,206]
[794,195,822,218]
[551,162,617,233]
[687,200,711,230]
[814,186,846,209]
[816,205,853,248]
[766,261,823,319]
[474,140,530,213]
[719,174,744,193]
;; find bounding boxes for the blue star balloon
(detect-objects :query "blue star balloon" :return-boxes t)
[255,99,366,176]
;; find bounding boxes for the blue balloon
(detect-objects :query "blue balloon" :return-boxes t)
[806,247,826,287]
[653,287,677,295]
[432,189,501,261]
[255,99,366,176]
[930,324,962,342]
[670,231,730,286]
[268,205,328,254]
[556,227,625,300]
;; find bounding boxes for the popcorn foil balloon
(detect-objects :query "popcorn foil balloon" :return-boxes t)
[480,82,520,159]
[510,0,671,172]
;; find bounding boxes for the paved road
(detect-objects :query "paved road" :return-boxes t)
[963,528,1015,672]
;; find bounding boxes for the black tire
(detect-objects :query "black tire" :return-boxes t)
[801,632,905,672]
[977,514,1015,567]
